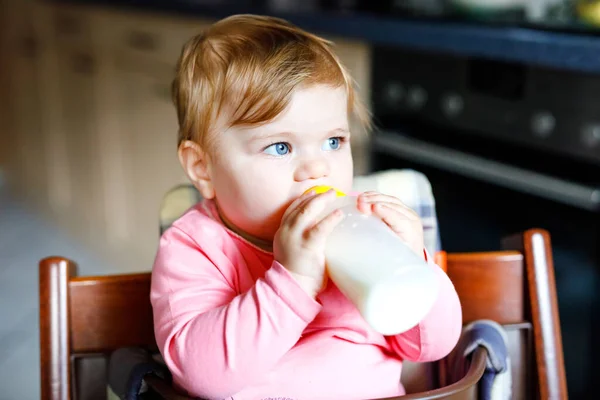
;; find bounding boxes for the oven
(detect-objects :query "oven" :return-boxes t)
[369,46,599,398]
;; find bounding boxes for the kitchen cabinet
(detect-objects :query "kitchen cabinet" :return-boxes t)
[4,2,49,207]
[90,10,212,267]
[55,44,106,242]
[0,0,15,186]
[33,3,73,215]
[112,63,186,267]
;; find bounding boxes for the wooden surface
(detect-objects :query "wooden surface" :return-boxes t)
[378,348,488,400]
[69,273,156,353]
[39,256,157,400]
[39,257,75,400]
[504,229,568,400]
[447,251,525,325]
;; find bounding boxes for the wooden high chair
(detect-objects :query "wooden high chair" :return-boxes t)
[39,228,567,400]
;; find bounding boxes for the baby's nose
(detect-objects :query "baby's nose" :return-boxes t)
[294,157,330,182]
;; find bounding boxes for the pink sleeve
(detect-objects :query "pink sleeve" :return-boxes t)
[150,226,322,399]
[386,253,462,362]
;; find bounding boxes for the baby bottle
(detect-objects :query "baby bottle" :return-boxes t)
[310,186,440,335]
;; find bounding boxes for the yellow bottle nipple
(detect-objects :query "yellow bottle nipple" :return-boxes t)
[306,185,346,197]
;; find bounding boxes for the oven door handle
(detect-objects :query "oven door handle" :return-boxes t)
[373,131,600,212]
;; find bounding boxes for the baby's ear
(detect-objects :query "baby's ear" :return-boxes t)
[178,140,215,199]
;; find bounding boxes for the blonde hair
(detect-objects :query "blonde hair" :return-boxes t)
[172,14,370,151]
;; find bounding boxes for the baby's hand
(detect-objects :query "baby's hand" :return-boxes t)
[273,189,345,299]
[357,192,425,257]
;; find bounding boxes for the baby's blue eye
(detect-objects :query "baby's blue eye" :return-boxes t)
[264,142,290,156]
[322,137,341,151]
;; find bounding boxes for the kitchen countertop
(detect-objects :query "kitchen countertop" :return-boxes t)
[52,0,600,74]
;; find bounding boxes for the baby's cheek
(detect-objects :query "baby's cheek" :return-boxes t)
[247,193,288,229]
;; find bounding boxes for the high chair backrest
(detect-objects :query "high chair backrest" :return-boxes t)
[39,259,156,400]
[39,230,567,400]
[399,229,567,400]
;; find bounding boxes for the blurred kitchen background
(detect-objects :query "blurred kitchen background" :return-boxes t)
[0,0,599,398]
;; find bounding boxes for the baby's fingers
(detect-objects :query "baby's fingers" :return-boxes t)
[282,189,318,221]
[373,203,420,235]
[303,209,345,247]
[289,189,337,227]
[358,192,404,205]
[370,201,419,221]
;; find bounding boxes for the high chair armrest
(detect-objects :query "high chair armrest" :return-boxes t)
[144,347,488,400]
[376,346,488,400]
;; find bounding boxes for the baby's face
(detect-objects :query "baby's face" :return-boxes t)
[209,84,354,244]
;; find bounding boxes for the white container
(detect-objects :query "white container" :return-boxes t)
[320,192,440,335]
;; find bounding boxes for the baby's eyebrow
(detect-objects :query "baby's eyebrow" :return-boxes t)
[248,127,349,142]
[247,130,294,142]
[328,128,350,136]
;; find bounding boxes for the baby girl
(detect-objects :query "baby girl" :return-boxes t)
[150,14,462,400]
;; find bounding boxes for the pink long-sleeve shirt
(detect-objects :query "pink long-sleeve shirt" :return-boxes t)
[150,200,462,400]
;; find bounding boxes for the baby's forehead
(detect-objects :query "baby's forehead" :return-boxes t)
[265,85,349,127]
[223,85,349,139]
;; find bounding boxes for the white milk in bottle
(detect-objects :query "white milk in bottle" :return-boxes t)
[311,186,440,335]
